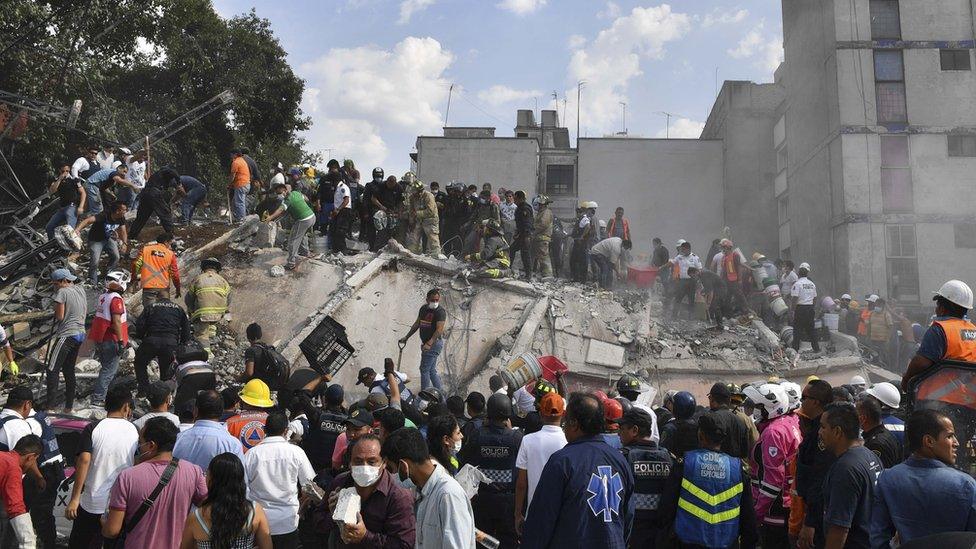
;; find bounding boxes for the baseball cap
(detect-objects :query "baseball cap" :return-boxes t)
[356,367,376,385]
[345,408,375,428]
[616,408,653,431]
[324,384,344,405]
[708,382,731,401]
[487,393,512,420]
[366,393,389,411]
[866,294,880,303]
[51,268,77,282]
[840,294,852,300]
[539,393,565,417]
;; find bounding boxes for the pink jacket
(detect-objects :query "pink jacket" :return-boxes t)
[750,414,802,526]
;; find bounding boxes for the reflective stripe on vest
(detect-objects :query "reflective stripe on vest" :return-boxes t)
[140,244,173,289]
[723,253,738,282]
[933,318,976,362]
[675,450,743,548]
[95,291,127,324]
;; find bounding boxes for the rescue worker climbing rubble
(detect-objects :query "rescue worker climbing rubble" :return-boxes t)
[532,194,554,278]
[405,174,442,257]
[132,232,181,309]
[185,257,230,357]
[464,219,511,279]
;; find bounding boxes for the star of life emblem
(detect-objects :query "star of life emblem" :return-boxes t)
[586,465,624,522]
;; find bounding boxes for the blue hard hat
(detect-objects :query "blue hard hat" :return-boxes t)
[672,391,697,420]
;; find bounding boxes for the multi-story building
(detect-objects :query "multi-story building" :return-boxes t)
[779,0,976,307]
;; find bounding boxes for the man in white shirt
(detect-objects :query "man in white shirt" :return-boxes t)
[244,411,315,546]
[95,145,115,170]
[381,427,475,549]
[790,262,820,353]
[515,393,567,535]
[590,236,632,289]
[668,241,703,320]
[123,150,147,209]
[132,381,180,430]
[330,177,353,254]
[70,146,98,180]
[779,260,798,306]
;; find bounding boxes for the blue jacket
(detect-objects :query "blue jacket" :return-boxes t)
[521,436,634,549]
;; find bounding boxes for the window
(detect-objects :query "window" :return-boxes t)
[776,146,788,173]
[870,0,901,40]
[516,132,529,137]
[544,164,575,195]
[955,224,976,248]
[948,135,976,157]
[940,49,972,71]
[881,136,913,212]
[886,224,919,301]
[875,50,907,124]
[778,195,789,225]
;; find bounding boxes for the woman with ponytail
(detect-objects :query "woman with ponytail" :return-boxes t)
[180,453,272,549]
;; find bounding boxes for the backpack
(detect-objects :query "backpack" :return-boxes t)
[255,343,290,391]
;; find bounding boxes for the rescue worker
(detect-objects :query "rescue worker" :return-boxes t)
[858,295,878,341]
[360,167,384,247]
[87,271,130,407]
[711,239,748,314]
[128,166,182,240]
[729,383,760,454]
[226,378,275,451]
[459,393,522,549]
[616,373,659,442]
[864,382,905,447]
[185,257,230,356]
[795,379,836,549]
[660,391,698,458]
[602,397,624,450]
[442,183,473,257]
[569,204,595,283]
[790,263,820,353]
[743,383,800,549]
[855,393,902,468]
[406,175,441,257]
[292,389,348,474]
[532,195,554,277]
[668,240,702,320]
[133,293,191,397]
[618,408,672,549]
[902,279,976,390]
[132,232,181,309]
[509,191,534,279]
[660,414,758,549]
[370,175,403,251]
[464,219,511,279]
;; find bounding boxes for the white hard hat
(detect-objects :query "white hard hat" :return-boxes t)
[850,374,867,387]
[866,294,879,303]
[779,381,802,411]
[676,239,687,247]
[105,270,130,292]
[799,262,811,270]
[933,279,974,310]
[865,382,901,409]
[743,383,790,420]
[598,219,607,228]
[840,293,852,300]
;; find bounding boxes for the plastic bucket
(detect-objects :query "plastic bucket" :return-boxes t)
[764,285,782,298]
[310,235,329,253]
[770,295,789,317]
[821,296,836,311]
[780,326,794,346]
[823,312,839,332]
[536,355,569,382]
[499,352,542,390]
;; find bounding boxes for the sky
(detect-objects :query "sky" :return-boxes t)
[211,0,784,175]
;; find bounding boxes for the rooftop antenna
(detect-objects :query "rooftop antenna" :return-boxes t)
[576,80,586,146]
[444,83,454,127]
[656,111,674,139]
[619,101,627,135]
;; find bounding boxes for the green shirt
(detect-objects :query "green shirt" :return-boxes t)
[282,191,314,221]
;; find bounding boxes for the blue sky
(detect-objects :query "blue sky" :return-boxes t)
[212,0,783,174]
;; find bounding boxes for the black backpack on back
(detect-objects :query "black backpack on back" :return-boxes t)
[255,342,290,391]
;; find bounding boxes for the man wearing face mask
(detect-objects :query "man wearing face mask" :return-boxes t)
[399,288,446,391]
[318,434,416,547]
[381,427,475,549]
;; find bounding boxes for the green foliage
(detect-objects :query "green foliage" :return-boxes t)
[0,0,309,201]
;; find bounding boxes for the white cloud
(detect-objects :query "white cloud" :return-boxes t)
[398,0,435,24]
[299,36,453,169]
[655,117,704,139]
[701,8,748,27]
[728,21,783,74]
[477,85,542,106]
[728,27,764,58]
[565,4,692,136]
[597,1,620,19]
[761,37,784,73]
[567,34,587,49]
[496,0,547,16]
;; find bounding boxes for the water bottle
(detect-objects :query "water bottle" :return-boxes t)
[476,530,500,549]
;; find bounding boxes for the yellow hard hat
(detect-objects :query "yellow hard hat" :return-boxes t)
[240,379,274,408]
[806,375,820,383]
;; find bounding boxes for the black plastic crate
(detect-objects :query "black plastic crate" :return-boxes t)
[299,316,355,376]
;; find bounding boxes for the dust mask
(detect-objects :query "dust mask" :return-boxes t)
[452,439,463,454]
[428,302,440,310]
[351,465,381,487]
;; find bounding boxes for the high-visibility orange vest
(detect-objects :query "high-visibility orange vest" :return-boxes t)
[226,411,268,451]
[139,243,174,289]
[933,317,976,362]
[672,260,681,279]
[723,253,738,282]
[857,309,870,336]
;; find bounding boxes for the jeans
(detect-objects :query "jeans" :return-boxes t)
[83,182,102,216]
[181,183,207,222]
[92,341,121,402]
[287,215,315,267]
[231,183,250,222]
[88,238,120,285]
[45,204,78,238]
[419,338,444,390]
[591,253,614,289]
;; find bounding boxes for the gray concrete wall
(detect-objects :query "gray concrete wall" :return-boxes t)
[415,137,539,189]
[577,138,725,256]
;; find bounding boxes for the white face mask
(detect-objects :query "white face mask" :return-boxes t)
[351,465,382,487]
[428,301,440,309]
[452,439,463,454]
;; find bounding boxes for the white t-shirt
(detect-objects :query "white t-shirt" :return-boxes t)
[126,159,147,190]
[791,277,818,305]
[780,270,798,297]
[96,151,115,170]
[670,253,703,279]
[79,417,139,514]
[71,157,91,179]
[334,182,351,210]
[132,411,180,431]
[515,425,567,510]
[591,237,624,264]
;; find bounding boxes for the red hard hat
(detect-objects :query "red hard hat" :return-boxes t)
[594,390,609,403]
[604,398,623,424]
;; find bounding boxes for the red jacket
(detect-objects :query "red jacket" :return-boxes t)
[0,451,26,518]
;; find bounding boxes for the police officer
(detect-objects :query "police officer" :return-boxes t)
[618,408,672,549]
[294,389,348,475]
[133,293,191,397]
[617,373,659,442]
[660,391,699,458]
[459,393,523,549]
[660,414,758,549]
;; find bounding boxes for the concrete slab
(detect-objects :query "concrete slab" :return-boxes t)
[585,339,626,369]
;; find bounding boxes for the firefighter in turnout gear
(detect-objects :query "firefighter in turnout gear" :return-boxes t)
[742,383,800,549]
[661,414,758,549]
[465,219,511,279]
[532,194,554,277]
[185,257,230,356]
[617,407,673,549]
[459,393,523,549]
[406,175,442,256]
[133,232,181,309]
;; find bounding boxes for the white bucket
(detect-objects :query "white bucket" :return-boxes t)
[499,352,542,390]
[770,295,789,317]
[823,313,839,332]
[310,235,329,253]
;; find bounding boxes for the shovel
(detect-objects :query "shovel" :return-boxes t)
[396,339,406,370]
